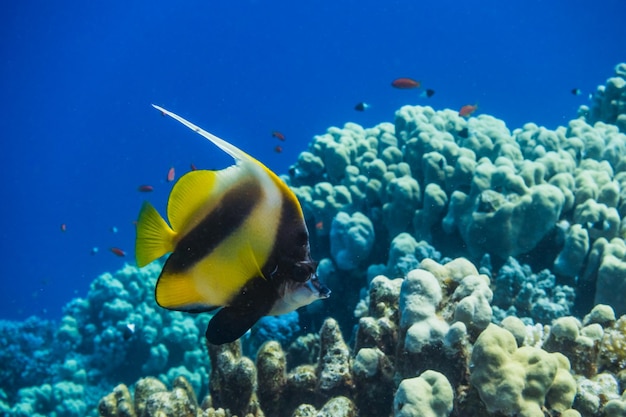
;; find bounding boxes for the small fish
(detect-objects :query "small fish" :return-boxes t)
[60,223,67,232]
[272,131,286,141]
[138,185,154,192]
[111,226,118,234]
[167,167,175,182]
[420,89,435,98]
[571,88,582,96]
[391,77,421,89]
[110,247,126,257]
[274,145,283,153]
[190,163,197,171]
[315,221,324,231]
[459,104,478,118]
[136,105,331,345]
[91,247,99,255]
[354,102,370,111]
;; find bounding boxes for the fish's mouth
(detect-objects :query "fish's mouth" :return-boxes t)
[308,274,331,298]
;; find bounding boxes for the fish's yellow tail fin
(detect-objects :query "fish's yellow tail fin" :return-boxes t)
[136,202,176,267]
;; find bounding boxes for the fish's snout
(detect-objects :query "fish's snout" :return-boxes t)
[318,283,331,298]
[309,274,331,298]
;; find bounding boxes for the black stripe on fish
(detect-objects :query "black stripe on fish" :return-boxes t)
[165,177,262,273]
[262,188,315,284]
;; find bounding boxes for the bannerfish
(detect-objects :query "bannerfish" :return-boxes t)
[135,105,331,345]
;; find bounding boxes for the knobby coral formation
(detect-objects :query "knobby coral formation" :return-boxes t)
[0,263,212,416]
[287,81,626,331]
[580,62,626,133]
[96,257,624,417]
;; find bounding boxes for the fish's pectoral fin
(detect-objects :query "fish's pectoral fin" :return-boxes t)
[205,306,265,345]
[136,202,176,267]
[205,277,276,345]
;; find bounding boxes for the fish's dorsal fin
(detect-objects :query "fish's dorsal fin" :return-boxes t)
[152,104,252,162]
[152,104,305,220]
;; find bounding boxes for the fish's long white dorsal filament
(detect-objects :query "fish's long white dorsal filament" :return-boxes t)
[152,104,250,162]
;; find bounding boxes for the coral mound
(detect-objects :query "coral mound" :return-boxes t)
[94,256,626,417]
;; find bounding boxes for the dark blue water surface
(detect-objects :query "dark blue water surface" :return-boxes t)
[2,0,625,320]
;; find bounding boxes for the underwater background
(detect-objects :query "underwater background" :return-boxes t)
[2,0,625,322]
[3,1,626,416]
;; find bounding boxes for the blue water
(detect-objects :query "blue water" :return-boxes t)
[2,0,625,321]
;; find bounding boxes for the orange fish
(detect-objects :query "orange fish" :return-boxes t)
[459,104,478,118]
[167,167,175,182]
[391,78,421,89]
[315,221,324,231]
[272,131,286,141]
[110,247,126,257]
[60,223,67,232]
[138,185,154,192]
[274,145,283,153]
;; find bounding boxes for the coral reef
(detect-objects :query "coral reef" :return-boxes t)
[491,257,576,324]
[393,370,454,417]
[470,323,576,416]
[3,63,626,417]
[285,84,626,325]
[0,263,212,416]
[95,257,626,417]
[98,376,200,417]
[580,62,626,133]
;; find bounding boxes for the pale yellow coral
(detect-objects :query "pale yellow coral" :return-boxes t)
[600,315,626,371]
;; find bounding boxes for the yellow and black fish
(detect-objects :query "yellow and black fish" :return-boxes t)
[136,105,330,345]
